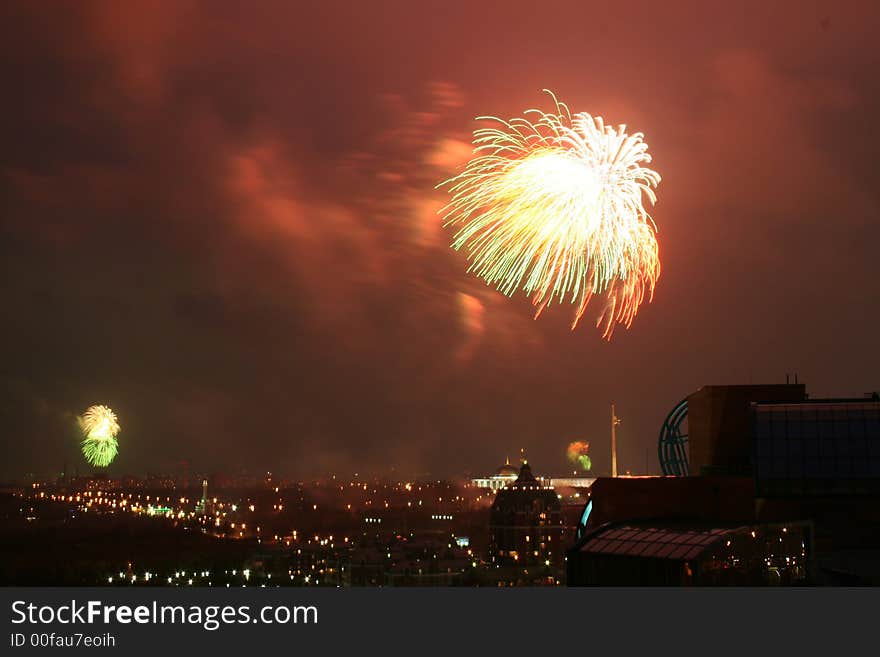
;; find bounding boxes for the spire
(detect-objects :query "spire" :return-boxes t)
[515,460,537,485]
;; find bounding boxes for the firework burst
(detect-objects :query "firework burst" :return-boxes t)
[566,441,592,472]
[438,90,661,338]
[78,405,120,468]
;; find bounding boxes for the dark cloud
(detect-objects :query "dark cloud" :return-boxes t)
[1,0,879,481]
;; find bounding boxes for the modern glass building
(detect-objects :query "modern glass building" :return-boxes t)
[752,399,880,496]
[569,387,880,585]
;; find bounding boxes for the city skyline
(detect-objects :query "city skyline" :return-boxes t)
[3,1,879,482]
[5,451,597,486]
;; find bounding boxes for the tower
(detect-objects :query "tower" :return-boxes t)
[611,402,621,477]
[196,478,208,514]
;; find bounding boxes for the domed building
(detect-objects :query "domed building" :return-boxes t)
[496,461,520,478]
[471,457,521,491]
[488,461,567,576]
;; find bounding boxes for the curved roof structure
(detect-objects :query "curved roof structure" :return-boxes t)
[495,458,520,477]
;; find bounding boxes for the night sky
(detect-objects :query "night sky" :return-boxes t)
[2,1,879,481]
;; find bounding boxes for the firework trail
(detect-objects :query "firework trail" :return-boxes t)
[78,405,120,468]
[566,441,592,472]
[438,90,661,338]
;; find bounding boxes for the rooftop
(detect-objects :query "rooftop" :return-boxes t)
[577,524,734,561]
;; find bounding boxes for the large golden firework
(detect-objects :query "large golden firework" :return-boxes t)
[438,91,661,339]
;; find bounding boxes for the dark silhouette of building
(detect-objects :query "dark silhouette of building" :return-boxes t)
[688,384,806,475]
[569,384,880,586]
[488,462,566,573]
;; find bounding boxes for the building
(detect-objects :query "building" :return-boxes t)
[751,394,880,582]
[688,383,806,475]
[471,458,520,491]
[195,478,209,515]
[488,461,567,583]
[472,459,595,492]
[569,384,880,586]
[546,476,596,489]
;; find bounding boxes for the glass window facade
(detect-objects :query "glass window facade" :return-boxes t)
[752,401,880,495]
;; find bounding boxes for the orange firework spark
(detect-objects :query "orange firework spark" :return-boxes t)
[566,441,592,471]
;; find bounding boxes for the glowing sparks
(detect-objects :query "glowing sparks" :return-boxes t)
[78,405,120,468]
[438,90,661,338]
[81,433,118,468]
[566,441,592,472]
